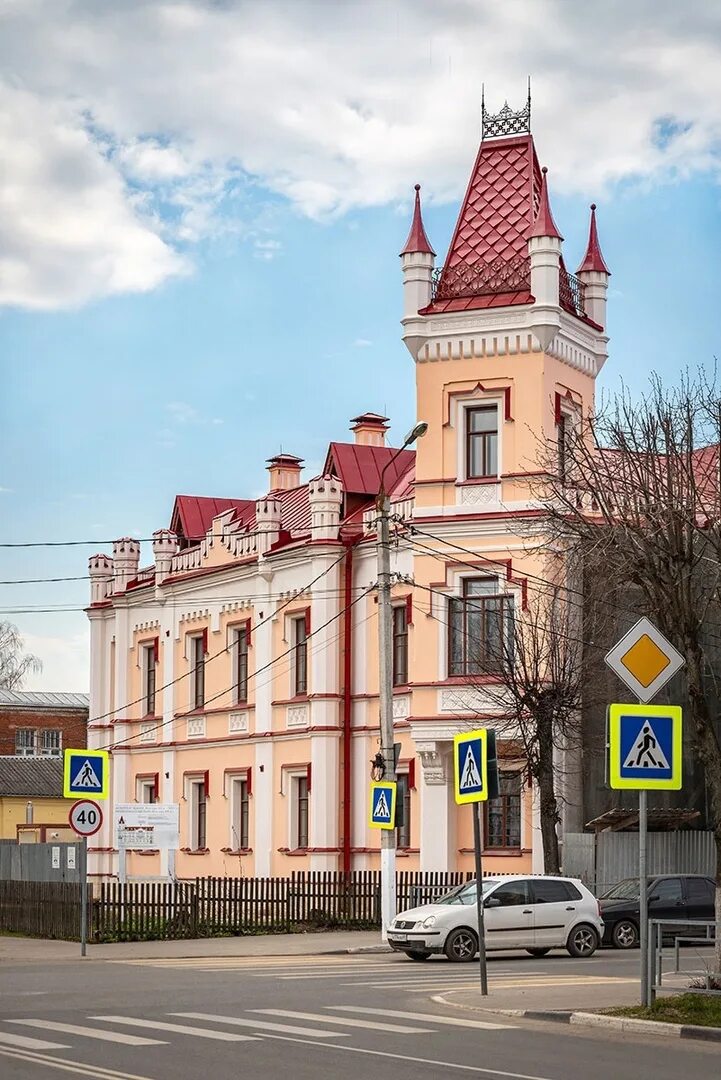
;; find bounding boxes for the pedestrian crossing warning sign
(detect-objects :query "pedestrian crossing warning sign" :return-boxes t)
[369,781,397,829]
[453,729,489,804]
[63,748,110,800]
[608,704,682,791]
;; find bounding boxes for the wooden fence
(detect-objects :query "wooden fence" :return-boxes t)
[91,870,475,943]
[0,879,88,940]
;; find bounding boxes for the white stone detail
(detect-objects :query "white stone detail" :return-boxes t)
[458,483,500,506]
[392,695,411,720]
[416,741,449,785]
[229,712,249,734]
[139,722,155,744]
[287,704,309,729]
[187,716,205,738]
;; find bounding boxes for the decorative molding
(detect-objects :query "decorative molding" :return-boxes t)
[287,704,309,729]
[229,712,249,734]
[439,687,490,714]
[187,716,206,738]
[416,741,448,785]
[139,722,155,744]
[392,695,411,720]
[458,483,500,506]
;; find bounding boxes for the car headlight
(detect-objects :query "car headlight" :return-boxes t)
[422,915,436,928]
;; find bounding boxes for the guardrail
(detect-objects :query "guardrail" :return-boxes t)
[648,918,718,1004]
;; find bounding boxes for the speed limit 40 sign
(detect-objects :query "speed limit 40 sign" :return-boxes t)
[69,799,103,837]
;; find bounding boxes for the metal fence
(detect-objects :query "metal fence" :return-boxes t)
[563,831,715,895]
[0,841,85,883]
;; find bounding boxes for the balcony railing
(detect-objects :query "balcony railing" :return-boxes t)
[431,256,588,319]
[559,270,587,318]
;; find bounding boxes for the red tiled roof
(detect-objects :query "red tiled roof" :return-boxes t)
[577,204,611,275]
[400,185,436,257]
[528,167,562,240]
[277,484,311,535]
[170,496,254,541]
[324,442,415,496]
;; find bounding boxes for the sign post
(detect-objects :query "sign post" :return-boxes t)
[605,616,684,1008]
[68,798,103,958]
[453,728,493,996]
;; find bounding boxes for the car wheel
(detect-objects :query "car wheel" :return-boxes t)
[612,920,639,950]
[566,924,599,958]
[526,948,552,957]
[443,927,478,962]
[405,950,431,961]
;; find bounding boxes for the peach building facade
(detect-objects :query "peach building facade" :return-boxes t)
[87,98,610,882]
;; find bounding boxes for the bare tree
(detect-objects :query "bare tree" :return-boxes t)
[0,620,42,689]
[536,368,721,969]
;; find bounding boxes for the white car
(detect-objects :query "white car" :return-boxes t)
[388,875,603,962]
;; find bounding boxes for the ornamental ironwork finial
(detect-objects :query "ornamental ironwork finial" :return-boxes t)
[481,78,532,140]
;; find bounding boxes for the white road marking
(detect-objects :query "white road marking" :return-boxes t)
[173,1011,346,1038]
[9,1019,166,1046]
[0,1044,155,1079]
[251,1009,433,1034]
[0,1029,68,1050]
[90,1015,257,1041]
[329,1006,512,1030]
[255,1032,554,1078]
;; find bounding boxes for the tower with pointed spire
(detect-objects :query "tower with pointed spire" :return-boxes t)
[400,185,436,357]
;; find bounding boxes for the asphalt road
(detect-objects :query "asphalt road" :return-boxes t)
[0,949,718,1079]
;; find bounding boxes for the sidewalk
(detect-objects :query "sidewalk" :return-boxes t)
[0,929,388,963]
[435,979,641,1016]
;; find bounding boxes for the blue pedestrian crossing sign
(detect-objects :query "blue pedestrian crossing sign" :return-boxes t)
[63,748,110,801]
[369,781,397,829]
[453,728,489,804]
[608,704,682,791]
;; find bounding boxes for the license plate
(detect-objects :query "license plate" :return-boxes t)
[390,933,408,942]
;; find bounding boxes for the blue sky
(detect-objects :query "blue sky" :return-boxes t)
[0,1,719,690]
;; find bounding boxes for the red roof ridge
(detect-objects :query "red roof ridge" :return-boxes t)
[577,203,610,275]
[528,167,563,241]
[400,185,436,257]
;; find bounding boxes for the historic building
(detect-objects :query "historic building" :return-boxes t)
[86,95,610,881]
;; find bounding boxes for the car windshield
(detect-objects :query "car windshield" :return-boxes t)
[435,880,499,906]
[602,878,640,900]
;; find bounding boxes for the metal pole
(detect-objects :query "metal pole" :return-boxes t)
[377,489,396,939]
[80,837,88,958]
[472,803,488,995]
[639,788,648,1006]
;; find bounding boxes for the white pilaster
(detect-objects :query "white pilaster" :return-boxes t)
[418,742,454,872]
[310,734,340,870]
[254,741,273,876]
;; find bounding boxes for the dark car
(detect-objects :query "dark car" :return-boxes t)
[600,874,715,949]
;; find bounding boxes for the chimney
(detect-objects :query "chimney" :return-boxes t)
[350,413,389,447]
[88,553,114,604]
[111,538,140,593]
[266,454,303,492]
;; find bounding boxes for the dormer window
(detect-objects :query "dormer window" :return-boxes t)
[466,405,498,479]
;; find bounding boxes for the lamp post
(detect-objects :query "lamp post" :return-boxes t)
[376,421,427,939]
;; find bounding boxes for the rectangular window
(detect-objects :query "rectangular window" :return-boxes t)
[484,771,522,849]
[231,777,249,850]
[449,580,513,676]
[15,729,36,756]
[136,777,157,803]
[466,405,498,479]
[396,772,411,849]
[142,643,156,716]
[40,730,62,757]
[234,627,249,704]
[292,617,308,697]
[295,775,309,848]
[191,635,205,709]
[190,779,207,850]
[392,605,408,686]
[557,414,567,484]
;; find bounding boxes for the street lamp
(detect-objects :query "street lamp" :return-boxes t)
[376,420,427,939]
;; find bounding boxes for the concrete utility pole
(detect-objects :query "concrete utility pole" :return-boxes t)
[376,421,427,939]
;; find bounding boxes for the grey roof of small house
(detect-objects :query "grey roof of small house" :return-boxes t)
[0,756,64,797]
[0,690,89,711]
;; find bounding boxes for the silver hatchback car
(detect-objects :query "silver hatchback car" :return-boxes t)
[388,875,604,962]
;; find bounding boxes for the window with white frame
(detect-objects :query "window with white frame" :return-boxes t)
[15,729,36,756]
[188,778,207,850]
[190,634,205,709]
[465,404,498,479]
[230,776,249,849]
[291,616,308,697]
[40,730,62,757]
[288,772,309,849]
[136,777,157,803]
[396,772,411,849]
[234,626,249,704]
[392,604,408,686]
[142,643,156,716]
[448,578,514,676]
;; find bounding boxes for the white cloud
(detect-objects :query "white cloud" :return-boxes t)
[253,238,283,261]
[21,628,89,693]
[0,1,719,309]
[0,486,13,494]
[353,338,373,348]
[166,401,200,424]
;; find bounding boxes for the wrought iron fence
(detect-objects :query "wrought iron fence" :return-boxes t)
[559,271,586,318]
[432,255,530,302]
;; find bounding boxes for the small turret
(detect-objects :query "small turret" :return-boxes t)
[528,167,563,350]
[308,474,343,541]
[152,529,178,585]
[576,204,610,329]
[88,553,113,604]
[255,495,282,554]
[400,185,435,351]
[111,538,140,593]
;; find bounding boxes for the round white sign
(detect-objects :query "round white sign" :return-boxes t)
[69,799,103,837]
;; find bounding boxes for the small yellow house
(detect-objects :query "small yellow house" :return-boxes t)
[0,758,74,842]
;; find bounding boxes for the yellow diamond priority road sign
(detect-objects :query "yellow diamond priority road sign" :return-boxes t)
[605,617,684,703]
